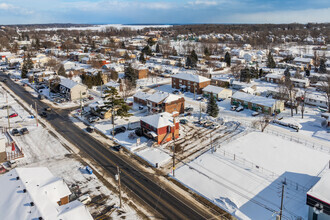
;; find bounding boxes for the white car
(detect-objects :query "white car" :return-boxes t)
[252,112,260,116]
[236,106,244,112]
[88,116,100,123]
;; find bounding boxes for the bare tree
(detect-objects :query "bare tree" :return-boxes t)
[231,64,244,80]
[252,115,272,132]
[282,77,296,117]
[46,57,60,71]
[297,88,308,119]
[319,77,330,112]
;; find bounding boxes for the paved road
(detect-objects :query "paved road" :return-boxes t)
[0,74,219,220]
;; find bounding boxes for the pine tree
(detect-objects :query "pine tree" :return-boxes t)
[206,93,219,117]
[147,38,155,46]
[186,50,198,68]
[124,64,137,87]
[21,64,28,78]
[155,44,160,53]
[84,46,88,53]
[284,68,290,77]
[240,67,251,83]
[172,47,178,56]
[224,52,231,67]
[204,47,210,57]
[142,45,152,56]
[58,64,66,76]
[267,52,276,68]
[139,53,146,64]
[26,53,34,70]
[319,58,327,73]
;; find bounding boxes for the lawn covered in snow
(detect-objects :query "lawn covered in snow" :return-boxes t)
[174,131,330,220]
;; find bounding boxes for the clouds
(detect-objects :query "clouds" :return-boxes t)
[0,0,329,24]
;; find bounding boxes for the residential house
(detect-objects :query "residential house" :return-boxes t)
[264,73,285,84]
[305,93,328,108]
[140,112,179,145]
[231,91,284,114]
[172,73,211,94]
[291,78,310,88]
[293,57,313,66]
[146,91,185,114]
[133,91,150,106]
[63,61,76,70]
[202,85,232,100]
[0,167,93,220]
[59,77,88,101]
[132,63,148,79]
[306,171,330,220]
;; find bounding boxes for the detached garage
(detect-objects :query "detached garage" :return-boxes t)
[202,85,232,100]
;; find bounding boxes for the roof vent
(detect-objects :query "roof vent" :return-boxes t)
[16,177,20,180]
[30,202,34,206]
[39,217,43,220]
[23,189,27,193]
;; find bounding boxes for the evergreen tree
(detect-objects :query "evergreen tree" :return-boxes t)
[172,47,177,56]
[305,68,310,77]
[26,53,34,70]
[35,38,40,50]
[259,68,264,78]
[142,45,152,56]
[124,64,137,87]
[147,38,155,46]
[206,93,219,117]
[21,63,28,78]
[267,52,276,68]
[204,47,210,57]
[123,52,130,60]
[155,44,160,53]
[224,52,231,67]
[319,58,327,73]
[139,53,146,64]
[186,50,198,68]
[102,87,131,136]
[284,68,290,77]
[84,46,88,53]
[58,64,66,76]
[240,67,251,83]
[110,70,118,81]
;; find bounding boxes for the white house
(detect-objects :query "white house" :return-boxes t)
[202,85,232,99]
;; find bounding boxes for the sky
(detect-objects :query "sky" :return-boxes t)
[0,0,329,25]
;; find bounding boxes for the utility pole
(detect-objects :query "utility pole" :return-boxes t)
[279,183,285,220]
[193,83,196,100]
[172,126,176,177]
[6,92,10,130]
[210,132,213,153]
[34,102,38,127]
[199,101,202,121]
[116,166,122,208]
[80,91,83,117]
[112,109,115,139]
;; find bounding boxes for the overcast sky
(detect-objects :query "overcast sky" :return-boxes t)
[0,0,329,24]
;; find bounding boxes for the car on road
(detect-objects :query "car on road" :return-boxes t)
[1,78,7,83]
[39,112,47,117]
[88,116,100,123]
[9,113,18,118]
[44,107,51,111]
[86,126,95,133]
[230,105,238,111]
[12,128,20,136]
[252,112,260,117]
[20,127,29,135]
[236,106,244,112]
[180,119,188,124]
[113,126,126,135]
[112,145,123,152]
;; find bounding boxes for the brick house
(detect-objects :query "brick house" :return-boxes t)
[146,92,185,114]
[171,73,211,94]
[132,63,148,79]
[140,112,179,145]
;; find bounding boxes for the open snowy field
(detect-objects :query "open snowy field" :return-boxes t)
[174,131,330,220]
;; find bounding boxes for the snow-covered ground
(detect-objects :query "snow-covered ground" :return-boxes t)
[174,131,330,220]
[0,84,140,219]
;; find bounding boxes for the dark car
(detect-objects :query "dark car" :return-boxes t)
[180,119,188,124]
[113,126,126,135]
[39,112,47,117]
[185,107,193,112]
[86,126,95,133]
[1,78,7,83]
[12,128,20,136]
[112,145,122,152]
[20,128,29,135]
[44,107,51,111]
[135,127,143,136]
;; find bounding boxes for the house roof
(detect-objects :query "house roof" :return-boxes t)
[141,112,175,129]
[145,91,182,104]
[307,171,330,205]
[202,85,225,94]
[133,91,151,101]
[0,167,93,220]
[265,73,284,79]
[172,73,211,83]
[232,92,276,108]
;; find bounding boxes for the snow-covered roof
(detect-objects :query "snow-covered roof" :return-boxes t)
[172,73,211,83]
[202,85,225,94]
[232,92,276,107]
[146,91,182,104]
[265,73,284,79]
[0,167,93,220]
[133,91,151,101]
[293,57,312,63]
[307,171,330,204]
[59,77,84,89]
[141,112,175,129]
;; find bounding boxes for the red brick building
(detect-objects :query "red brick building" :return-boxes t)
[172,73,211,94]
[140,112,179,145]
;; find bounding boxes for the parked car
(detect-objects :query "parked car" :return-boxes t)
[113,126,126,135]
[135,127,143,136]
[112,145,123,152]
[203,121,213,128]
[196,97,203,101]
[230,105,238,111]
[139,106,144,110]
[185,107,193,112]
[217,98,224,102]
[9,113,18,118]
[86,126,95,133]
[78,194,91,205]
[8,160,17,168]
[12,128,20,136]
[210,123,220,129]
[180,119,188,124]
[88,116,100,123]
[39,112,47,117]
[172,90,180,94]
[236,106,244,112]
[20,128,29,135]
[1,105,10,109]
[252,112,260,117]
[1,78,7,83]
[38,94,45,100]
[44,106,51,111]
[88,96,94,100]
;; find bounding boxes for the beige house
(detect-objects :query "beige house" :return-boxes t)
[59,77,88,101]
[202,85,232,100]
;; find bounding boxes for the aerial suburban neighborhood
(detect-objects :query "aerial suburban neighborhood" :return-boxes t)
[0,1,330,220]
